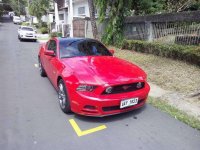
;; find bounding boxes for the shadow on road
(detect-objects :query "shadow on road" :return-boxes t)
[20,39,38,43]
[1,15,13,23]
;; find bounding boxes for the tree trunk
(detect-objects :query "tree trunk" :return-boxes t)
[88,0,98,39]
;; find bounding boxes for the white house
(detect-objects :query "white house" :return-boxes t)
[54,0,97,37]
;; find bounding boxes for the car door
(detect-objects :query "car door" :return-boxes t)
[43,40,60,87]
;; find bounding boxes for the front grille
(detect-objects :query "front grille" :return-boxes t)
[102,99,145,112]
[102,82,145,95]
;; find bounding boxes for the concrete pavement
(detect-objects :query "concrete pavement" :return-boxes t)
[0,16,200,150]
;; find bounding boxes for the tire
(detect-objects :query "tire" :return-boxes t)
[18,35,22,41]
[38,57,46,77]
[33,39,37,42]
[58,79,71,114]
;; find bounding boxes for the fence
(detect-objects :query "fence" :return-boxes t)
[152,22,200,45]
[124,11,200,46]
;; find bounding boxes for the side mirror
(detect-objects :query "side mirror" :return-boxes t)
[45,50,55,56]
[109,49,115,55]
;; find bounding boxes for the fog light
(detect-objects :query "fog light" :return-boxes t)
[84,105,96,110]
[105,87,113,94]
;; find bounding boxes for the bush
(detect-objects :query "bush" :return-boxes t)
[40,27,48,34]
[50,32,62,38]
[20,22,30,26]
[121,40,200,66]
[40,22,48,28]
[33,23,39,28]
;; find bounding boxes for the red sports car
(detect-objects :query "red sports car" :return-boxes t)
[38,37,150,116]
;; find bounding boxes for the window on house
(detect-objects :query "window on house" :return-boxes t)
[78,7,85,15]
[59,14,64,20]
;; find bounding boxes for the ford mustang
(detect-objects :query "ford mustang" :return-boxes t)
[38,37,150,116]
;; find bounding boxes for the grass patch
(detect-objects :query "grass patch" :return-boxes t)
[37,36,50,41]
[148,97,200,131]
[110,46,200,94]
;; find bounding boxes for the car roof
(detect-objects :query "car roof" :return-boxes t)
[20,26,34,29]
[57,37,98,43]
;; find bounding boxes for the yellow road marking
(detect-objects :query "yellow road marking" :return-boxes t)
[69,119,107,137]
[34,64,38,68]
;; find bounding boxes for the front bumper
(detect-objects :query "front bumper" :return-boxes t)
[70,83,150,116]
[20,34,37,40]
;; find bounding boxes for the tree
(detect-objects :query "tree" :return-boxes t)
[8,0,27,15]
[132,0,166,15]
[95,0,166,45]
[88,0,98,39]
[164,0,199,12]
[29,0,49,23]
[95,0,199,45]
[0,0,13,17]
[95,0,132,45]
[186,1,200,11]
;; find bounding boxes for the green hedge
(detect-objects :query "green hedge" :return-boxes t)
[50,32,62,38]
[20,22,30,26]
[40,27,48,34]
[121,40,200,66]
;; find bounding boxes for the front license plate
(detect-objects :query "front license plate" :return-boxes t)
[120,98,139,109]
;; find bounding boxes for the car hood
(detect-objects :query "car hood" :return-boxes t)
[20,30,35,34]
[61,56,146,85]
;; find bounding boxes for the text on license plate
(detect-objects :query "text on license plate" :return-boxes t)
[120,98,139,109]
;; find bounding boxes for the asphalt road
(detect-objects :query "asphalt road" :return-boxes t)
[0,16,200,150]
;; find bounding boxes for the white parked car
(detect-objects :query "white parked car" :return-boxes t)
[18,26,37,42]
[13,16,21,24]
[8,12,15,17]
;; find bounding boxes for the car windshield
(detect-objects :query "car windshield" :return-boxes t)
[21,27,33,31]
[59,39,112,58]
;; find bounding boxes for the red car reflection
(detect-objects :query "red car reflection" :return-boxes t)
[38,38,150,116]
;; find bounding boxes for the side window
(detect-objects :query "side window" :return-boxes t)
[47,40,57,54]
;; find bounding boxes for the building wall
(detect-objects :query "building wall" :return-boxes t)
[73,1,89,17]
[58,9,68,24]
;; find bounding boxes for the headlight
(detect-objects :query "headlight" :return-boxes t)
[76,85,96,92]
